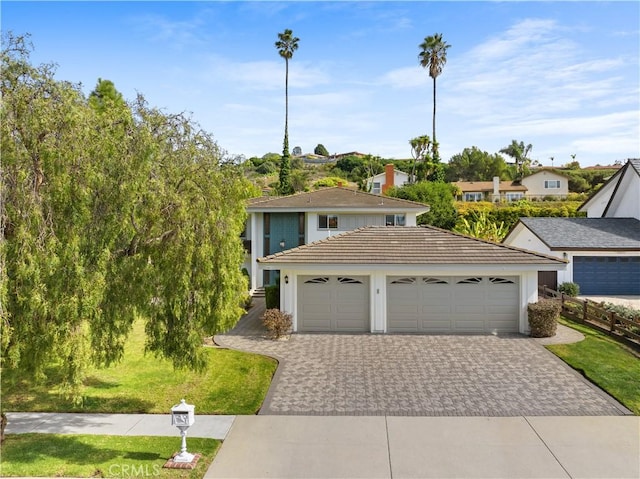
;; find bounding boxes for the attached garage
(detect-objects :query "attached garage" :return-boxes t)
[573,256,640,295]
[297,275,369,332]
[387,276,519,333]
[258,226,566,335]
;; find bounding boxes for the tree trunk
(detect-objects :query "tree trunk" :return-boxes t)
[432,77,437,144]
[284,58,289,152]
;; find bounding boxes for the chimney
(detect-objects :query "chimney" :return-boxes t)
[492,176,500,201]
[383,164,395,193]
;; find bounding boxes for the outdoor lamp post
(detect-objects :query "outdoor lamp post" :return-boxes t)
[170,399,195,463]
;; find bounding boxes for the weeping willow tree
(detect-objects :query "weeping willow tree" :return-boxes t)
[1,33,255,397]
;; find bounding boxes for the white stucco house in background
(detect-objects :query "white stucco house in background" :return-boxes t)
[454,169,569,202]
[258,226,566,334]
[520,170,569,199]
[365,164,409,194]
[242,187,429,290]
[503,159,640,295]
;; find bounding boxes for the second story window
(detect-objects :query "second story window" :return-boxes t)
[318,214,338,229]
[372,182,381,194]
[544,180,561,189]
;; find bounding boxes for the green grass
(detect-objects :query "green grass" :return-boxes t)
[547,317,640,415]
[0,434,219,478]
[1,321,277,414]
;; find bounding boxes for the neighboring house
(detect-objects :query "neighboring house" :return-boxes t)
[503,160,640,295]
[453,177,527,202]
[502,218,639,294]
[365,164,409,194]
[258,226,565,334]
[520,170,569,199]
[578,159,640,220]
[453,170,569,202]
[243,187,429,290]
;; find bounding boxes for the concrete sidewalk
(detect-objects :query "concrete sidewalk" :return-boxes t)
[6,413,639,478]
[5,412,235,440]
[207,415,640,479]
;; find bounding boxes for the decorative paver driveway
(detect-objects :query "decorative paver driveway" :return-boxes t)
[216,299,630,417]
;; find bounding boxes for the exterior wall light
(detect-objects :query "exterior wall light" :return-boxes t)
[279,239,286,249]
[285,275,289,284]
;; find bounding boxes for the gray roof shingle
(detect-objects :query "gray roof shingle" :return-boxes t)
[258,225,565,265]
[517,217,640,250]
[247,187,429,212]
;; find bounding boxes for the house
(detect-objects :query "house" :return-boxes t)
[578,159,640,220]
[258,226,566,334]
[365,164,409,194]
[453,177,527,202]
[453,170,569,202]
[503,160,640,294]
[520,169,569,199]
[243,187,429,290]
[502,218,639,293]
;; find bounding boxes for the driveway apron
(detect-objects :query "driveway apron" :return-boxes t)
[216,299,629,416]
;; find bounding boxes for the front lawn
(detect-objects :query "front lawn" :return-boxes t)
[0,434,219,478]
[546,318,640,415]
[1,320,277,414]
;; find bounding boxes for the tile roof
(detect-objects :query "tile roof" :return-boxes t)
[517,217,640,250]
[452,180,527,193]
[247,187,429,212]
[258,226,565,265]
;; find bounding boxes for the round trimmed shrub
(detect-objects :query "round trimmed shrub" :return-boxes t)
[528,299,562,338]
[262,309,292,340]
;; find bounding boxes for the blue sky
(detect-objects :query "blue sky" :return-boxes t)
[3,1,639,166]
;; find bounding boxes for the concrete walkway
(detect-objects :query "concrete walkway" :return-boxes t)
[5,412,235,440]
[207,415,640,479]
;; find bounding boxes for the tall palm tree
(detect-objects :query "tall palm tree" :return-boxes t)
[275,30,299,150]
[419,33,450,159]
[275,29,299,195]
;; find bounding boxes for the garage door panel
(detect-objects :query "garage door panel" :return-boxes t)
[298,276,369,332]
[453,318,486,333]
[419,320,452,333]
[574,256,640,295]
[488,318,519,333]
[387,276,519,333]
[388,319,420,332]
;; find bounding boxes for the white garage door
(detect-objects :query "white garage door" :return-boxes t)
[387,276,519,333]
[298,276,369,332]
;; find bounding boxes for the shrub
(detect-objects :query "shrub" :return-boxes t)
[313,176,346,189]
[528,299,561,337]
[602,302,640,319]
[558,282,580,297]
[262,309,292,339]
[265,284,280,309]
[256,160,277,175]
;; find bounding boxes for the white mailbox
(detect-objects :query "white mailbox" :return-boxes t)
[171,399,195,427]
[170,399,195,463]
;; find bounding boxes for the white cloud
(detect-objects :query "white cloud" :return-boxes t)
[202,56,331,91]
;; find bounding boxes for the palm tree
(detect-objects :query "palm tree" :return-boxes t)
[419,33,450,159]
[500,140,533,180]
[275,29,299,195]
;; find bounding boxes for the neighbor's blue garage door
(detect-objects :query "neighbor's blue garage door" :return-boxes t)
[573,256,640,295]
